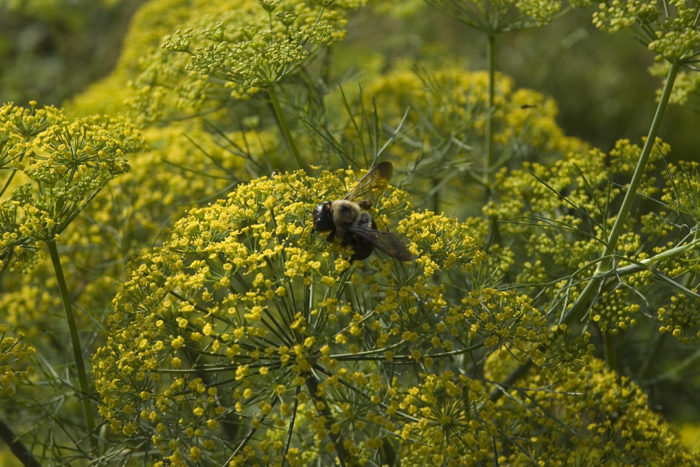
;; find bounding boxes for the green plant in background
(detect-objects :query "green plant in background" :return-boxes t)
[0,0,136,106]
[473,0,700,418]
[0,102,141,269]
[357,68,586,216]
[425,0,568,201]
[126,0,371,173]
[561,0,700,325]
[473,5,700,444]
[2,0,700,465]
[0,101,142,460]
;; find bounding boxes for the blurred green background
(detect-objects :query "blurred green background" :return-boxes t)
[0,0,141,107]
[2,1,699,161]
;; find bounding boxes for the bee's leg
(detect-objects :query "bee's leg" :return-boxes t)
[336,229,353,247]
[349,239,363,261]
[325,231,336,242]
[350,234,374,261]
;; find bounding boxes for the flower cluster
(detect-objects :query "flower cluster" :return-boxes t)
[371,324,699,466]
[427,0,564,32]
[93,167,548,465]
[0,102,142,271]
[658,292,700,343]
[0,276,61,342]
[119,0,367,123]
[0,324,35,397]
[366,69,583,154]
[1,119,276,345]
[484,348,698,466]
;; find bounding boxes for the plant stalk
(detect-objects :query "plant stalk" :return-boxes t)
[267,85,309,174]
[0,417,41,467]
[559,62,680,326]
[304,373,352,466]
[603,332,617,369]
[485,33,495,201]
[46,239,98,454]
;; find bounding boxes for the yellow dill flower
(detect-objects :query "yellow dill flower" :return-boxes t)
[92,166,550,465]
[88,0,369,124]
[0,103,142,271]
[0,325,36,397]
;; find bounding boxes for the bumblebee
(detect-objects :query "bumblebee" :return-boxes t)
[312,162,412,261]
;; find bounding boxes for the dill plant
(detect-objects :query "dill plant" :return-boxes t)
[93,168,547,465]
[0,101,142,459]
[2,0,700,465]
[425,0,568,202]
[417,0,700,407]
[356,68,587,215]
[125,0,370,172]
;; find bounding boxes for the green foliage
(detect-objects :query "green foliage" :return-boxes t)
[1,0,700,465]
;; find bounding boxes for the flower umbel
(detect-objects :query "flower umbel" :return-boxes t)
[94,167,547,465]
[0,103,143,271]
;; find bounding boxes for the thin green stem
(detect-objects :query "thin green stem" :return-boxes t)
[600,64,680,266]
[267,85,309,174]
[636,333,664,381]
[46,239,97,454]
[1,169,17,198]
[485,33,495,201]
[488,359,533,402]
[603,332,617,369]
[489,62,681,402]
[560,62,680,326]
[304,372,352,466]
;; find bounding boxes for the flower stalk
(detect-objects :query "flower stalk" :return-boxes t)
[268,85,310,174]
[304,372,353,466]
[46,238,98,454]
[559,62,680,326]
[0,417,41,467]
[491,61,682,401]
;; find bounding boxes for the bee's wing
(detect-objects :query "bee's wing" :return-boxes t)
[347,223,413,261]
[343,161,393,207]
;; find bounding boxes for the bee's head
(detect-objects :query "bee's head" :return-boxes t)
[312,201,334,231]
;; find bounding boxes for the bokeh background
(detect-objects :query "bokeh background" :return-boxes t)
[2,0,699,159]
